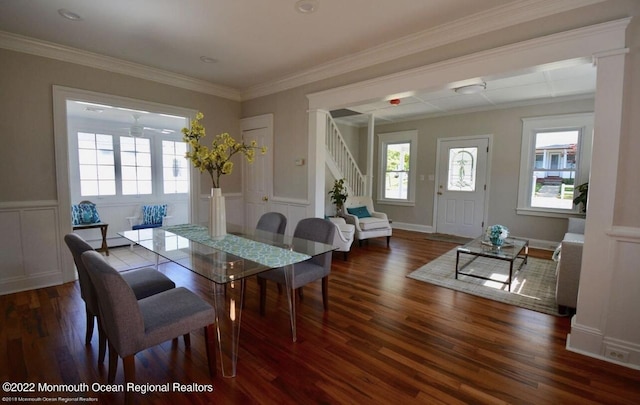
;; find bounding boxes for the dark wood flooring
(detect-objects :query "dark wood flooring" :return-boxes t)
[2,229,639,404]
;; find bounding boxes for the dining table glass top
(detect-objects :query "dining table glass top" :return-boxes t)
[119,223,335,284]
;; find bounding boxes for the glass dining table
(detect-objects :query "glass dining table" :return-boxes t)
[119,223,335,378]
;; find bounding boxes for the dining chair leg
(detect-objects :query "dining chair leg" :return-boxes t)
[183,333,190,347]
[85,307,94,345]
[297,287,304,300]
[98,326,107,364]
[258,278,267,316]
[322,276,329,311]
[204,324,217,378]
[123,355,135,405]
[107,342,118,384]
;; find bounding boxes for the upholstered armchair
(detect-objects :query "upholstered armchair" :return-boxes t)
[343,196,392,247]
[126,204,171,230]
[327,217,355,260]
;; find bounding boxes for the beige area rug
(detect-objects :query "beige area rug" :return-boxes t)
[407,248,563,316]
[424,233,473,244]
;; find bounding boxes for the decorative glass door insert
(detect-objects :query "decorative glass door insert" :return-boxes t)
[447,147,477,192]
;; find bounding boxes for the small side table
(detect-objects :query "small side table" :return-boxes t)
[73,222,109,256]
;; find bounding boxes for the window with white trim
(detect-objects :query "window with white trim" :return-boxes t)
[517,113,593,217]
[378,130,417,205]
[77,132,116,196]
[72,130,188,200]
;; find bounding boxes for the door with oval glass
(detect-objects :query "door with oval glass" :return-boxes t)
[435,136,489,238]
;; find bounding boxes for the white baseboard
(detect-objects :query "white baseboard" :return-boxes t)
[391,221,433,234]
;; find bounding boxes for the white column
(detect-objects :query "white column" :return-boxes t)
[567,49,627,356]
[308,109,327,218]
[366,113,375,197]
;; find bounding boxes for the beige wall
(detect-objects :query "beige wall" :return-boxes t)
[0,48,241,202]
[241,0,640,228]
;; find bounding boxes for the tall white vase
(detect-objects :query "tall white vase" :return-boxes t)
[209,188,227,238]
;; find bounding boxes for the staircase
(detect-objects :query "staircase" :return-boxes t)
[324,113,366,196]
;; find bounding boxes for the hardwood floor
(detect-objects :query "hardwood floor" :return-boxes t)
[2,229,639,404]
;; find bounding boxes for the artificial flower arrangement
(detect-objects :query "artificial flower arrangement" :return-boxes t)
[486,224,509,246]
[181,112,267,188]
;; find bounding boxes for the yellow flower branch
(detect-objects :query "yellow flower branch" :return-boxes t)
[181,112,267,189]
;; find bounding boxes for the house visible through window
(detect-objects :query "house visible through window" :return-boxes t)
[517,113,593,217]
[378,130,417,205]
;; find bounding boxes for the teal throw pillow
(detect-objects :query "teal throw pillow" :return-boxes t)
[73,202,100,225]
[347,206,371,218]
[142,204,167,225]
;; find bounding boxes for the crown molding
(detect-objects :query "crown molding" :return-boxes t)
[0,31,242,102]
[0,0,606,103]
[307,17,630,110]
[241,0,606,100]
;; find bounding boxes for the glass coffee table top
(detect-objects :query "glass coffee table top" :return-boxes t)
[457,237,528,260]
[455,236,529,291]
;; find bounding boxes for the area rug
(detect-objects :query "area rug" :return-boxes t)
[424,233,473,244]
[407,248,562,316]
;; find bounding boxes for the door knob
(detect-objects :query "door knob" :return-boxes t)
[262,196,269,201]
[437,191,443,195]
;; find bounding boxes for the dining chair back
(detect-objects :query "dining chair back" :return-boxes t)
[258,217,335,315]
[256,212,287,234]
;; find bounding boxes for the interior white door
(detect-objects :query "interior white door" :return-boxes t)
[435,137,489,238]
[241,115,273,229]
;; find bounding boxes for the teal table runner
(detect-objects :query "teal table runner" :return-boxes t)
[164,224,311,268]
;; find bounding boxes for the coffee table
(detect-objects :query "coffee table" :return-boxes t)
[455,236,529,291]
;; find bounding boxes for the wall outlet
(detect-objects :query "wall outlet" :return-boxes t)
[604,344,630,362]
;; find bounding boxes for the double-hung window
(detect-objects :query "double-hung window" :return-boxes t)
[517,113,593,217]
[378,130,417,205]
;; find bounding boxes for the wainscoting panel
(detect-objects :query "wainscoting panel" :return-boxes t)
[0,202,63,295]
[270,197,310,236]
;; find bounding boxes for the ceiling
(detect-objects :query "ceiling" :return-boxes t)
[0,0,517,90]
[0,1,597,125]
[333,61,596,126]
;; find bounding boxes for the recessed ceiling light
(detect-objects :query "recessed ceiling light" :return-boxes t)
[200,56,218,63]
[454,82,486,95]
[295,0,318,14]
[58,9,83,21]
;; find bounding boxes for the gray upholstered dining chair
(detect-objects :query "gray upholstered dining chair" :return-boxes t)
[256,212,287,235]
[64,233,176,365]
[257,217,335,316]
[81,250,217,392]
[242,212,289,309]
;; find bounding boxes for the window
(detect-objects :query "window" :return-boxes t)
[378,130,417,205]
[120,137,152,195]
[72,129,188,199]
[517,113,593,217]
[77,132,116,196]
[162,140,189,194]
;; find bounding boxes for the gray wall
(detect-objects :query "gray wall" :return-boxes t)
[371,99,595,243]
[0,48,242,201]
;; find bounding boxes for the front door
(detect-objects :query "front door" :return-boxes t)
[241,114,273,229]
[435,137,489,238]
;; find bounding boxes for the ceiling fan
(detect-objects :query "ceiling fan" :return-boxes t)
[119,114,173,137]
